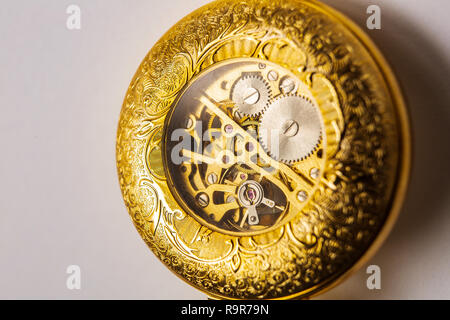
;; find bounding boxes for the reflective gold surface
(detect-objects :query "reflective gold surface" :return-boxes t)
[163,58,340,236]
[116,0,411,299]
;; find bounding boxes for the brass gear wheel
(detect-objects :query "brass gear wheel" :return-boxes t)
[259,94,323,164]
[230,74,271,117]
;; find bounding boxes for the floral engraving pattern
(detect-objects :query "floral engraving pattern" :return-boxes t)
[116,0,400,299]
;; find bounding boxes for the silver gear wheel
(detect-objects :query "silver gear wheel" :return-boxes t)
[258,95,322,164]
[230,75,271,117]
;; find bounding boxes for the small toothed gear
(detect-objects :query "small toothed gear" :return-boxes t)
[230,75,271,117]
[258,95,323,164]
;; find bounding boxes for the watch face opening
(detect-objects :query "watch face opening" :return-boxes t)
[163,58,328,235]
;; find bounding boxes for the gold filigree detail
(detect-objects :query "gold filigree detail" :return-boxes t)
[117,0,408,299]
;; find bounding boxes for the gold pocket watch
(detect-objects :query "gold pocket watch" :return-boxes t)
[116,0,411,299]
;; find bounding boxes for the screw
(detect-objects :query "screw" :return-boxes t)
[297,191,308,202]
[226,195,235,203]
[267,70,279,81]
[224,124,233,134]
[197,193,209,207]
[207,173,218,185]
[280,77,296,94]
[250,216,257,222]
[310,168,320,180]
[243,87,260,105]
[222,155,230,164]
[245,142,254,152]
[258,63,266,69]
[282,120,300,137]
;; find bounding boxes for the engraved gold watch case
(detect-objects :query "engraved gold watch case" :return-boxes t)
[116,0,411,300]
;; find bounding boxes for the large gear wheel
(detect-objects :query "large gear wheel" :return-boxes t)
[230,74,271,117]
[259,95,323,164]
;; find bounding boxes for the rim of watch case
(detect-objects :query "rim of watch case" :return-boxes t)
[116,0,411,300]
[305,1,411,299]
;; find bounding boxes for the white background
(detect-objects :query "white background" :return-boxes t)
[0,0,449,299]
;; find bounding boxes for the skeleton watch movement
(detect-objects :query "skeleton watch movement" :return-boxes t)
[116,0,411,299]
